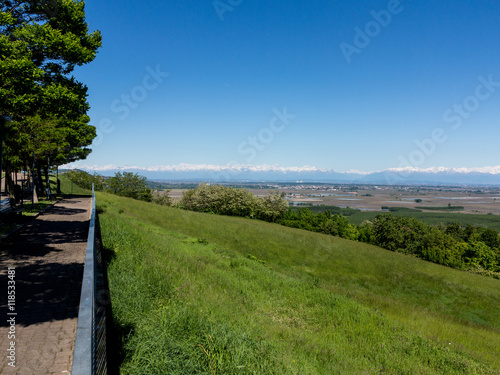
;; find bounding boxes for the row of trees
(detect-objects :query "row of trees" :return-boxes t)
[277,208,500,277]
[371,215,499,272]
[64,170,166,203]
[1,1,102,198]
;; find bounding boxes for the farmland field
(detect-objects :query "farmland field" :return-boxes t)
[152,182,500,232]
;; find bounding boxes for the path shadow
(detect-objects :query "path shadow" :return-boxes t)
[0,260,84,326]
[41,205,87,216]
[0,198,91,327]
[0,218,89,261]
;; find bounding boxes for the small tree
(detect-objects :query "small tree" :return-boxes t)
[106,172,152,201]
[180,185,288,221]
[255,191,288,222]
[152,189,172,206]
[372,214,427,254]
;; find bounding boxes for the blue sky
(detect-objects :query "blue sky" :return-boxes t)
[70,0,500,172]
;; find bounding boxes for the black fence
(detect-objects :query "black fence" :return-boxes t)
[72,186,107,375]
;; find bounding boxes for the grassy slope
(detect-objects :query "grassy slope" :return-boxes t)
[50,174,91,196]
[96,192,500,374]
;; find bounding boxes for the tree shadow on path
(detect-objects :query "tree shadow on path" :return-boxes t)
[0,260,84,327]
[0,198,90,327]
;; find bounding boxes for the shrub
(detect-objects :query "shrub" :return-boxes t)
[419,228,464,268]
[372,214,427,254]
[255,191,288,222]
[463,241,498,270]
[180,184,288,221]
[107,172,153,202]
[152,189,172,206]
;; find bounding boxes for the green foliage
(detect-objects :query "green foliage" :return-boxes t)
[181,184,256,217]
[1,0,102,117]
[63,170,154,202]
[474,227,500,250]
[1,0,102,185]
[63,169,104,190]
[53,172,91,195]
[152,189,172,206]
[255,191,288,222]
[280,209,360,241]
[107,172,152,202]
[302,205,360,216]
[344,210,500,233]
[419,227,464,269]
[381,206,422,213]
[317,211,359,240]
[420,206,465,211]
[371,214,500,276]
[463,241,498,271]
[180,184,288,222]
[358,220,374,244]
[373,214,428,254]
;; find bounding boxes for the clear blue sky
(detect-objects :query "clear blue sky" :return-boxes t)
[71,0,500,172]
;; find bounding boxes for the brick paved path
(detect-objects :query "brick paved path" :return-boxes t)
[0,197,91,374]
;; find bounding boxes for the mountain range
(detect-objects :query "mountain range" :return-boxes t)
[65,164,500,185]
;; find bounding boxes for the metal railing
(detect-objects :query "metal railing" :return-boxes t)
[72,186,107,375]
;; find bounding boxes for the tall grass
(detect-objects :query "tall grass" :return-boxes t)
[97,192,500,373]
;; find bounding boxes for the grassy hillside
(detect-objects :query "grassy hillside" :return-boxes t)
[96,192,500,374]
[50,173,91,196]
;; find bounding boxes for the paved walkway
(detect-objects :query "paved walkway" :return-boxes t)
[0,197,91,374]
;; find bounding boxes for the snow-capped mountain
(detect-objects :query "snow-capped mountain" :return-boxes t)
[63,163,500,185]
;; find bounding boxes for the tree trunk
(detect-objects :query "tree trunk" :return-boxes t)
[5,169,13,198]
[36,167,44,198]
[30,167,38,204]
[44,165,52,199]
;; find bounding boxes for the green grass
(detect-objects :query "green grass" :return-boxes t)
[51,173,91,196]
[97,192,500,374]
[21,201,54,216]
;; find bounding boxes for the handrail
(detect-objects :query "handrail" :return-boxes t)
[72,186,107,374]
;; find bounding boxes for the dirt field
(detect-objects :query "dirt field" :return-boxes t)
[161,184,500,215]
[279,185,500,215]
